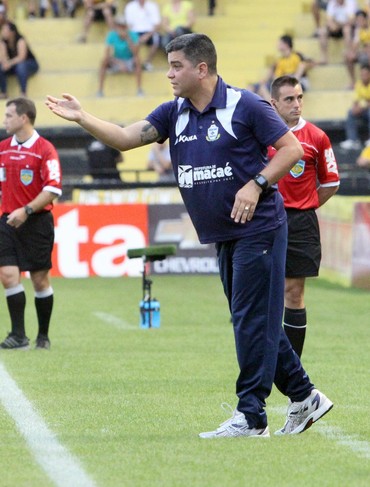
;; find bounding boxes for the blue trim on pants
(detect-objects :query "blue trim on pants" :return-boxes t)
[217,223,313,428]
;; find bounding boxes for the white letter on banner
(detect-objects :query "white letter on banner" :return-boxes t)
[92,225,146,277]
[54,209,89,277]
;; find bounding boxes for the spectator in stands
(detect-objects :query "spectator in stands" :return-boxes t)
[208,0,216,16]
[0,2,8,26]
[356,143,370,166]
[160,0,195,51]
[340,64,370,150]
[0,21,39,98]
[345,9,370,88]
[63,0,81,17]
[124,0,161,72]
[311,1,329,37]
[147,140,175,182]
[247,34,313,101]
[77,0,116,43]
[27,0,62,18]
[86,135,123,180]
[27,0,81,18]
[27,1,37,18]
[97,15,143,97]
[318,0,358,65]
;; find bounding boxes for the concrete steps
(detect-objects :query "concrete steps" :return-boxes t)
[5,1,357,127]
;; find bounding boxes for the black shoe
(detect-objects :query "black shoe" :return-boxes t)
[0,333,30,350]
[35,335,51,350]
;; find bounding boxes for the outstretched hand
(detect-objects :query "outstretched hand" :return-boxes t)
[45,93,83,122]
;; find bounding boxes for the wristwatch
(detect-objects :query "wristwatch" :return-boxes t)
[24,205,34,216]
[253,173,269,192]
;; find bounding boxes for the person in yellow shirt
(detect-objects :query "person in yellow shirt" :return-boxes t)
[160,0,195,50]
[345,10,370,88]
[340,64,370,150]
[356,144,370,167]
[247,35,313,101]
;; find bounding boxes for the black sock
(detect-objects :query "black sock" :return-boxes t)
[283,307,307,358]
[7,291,26,338]
[35,294,54,337]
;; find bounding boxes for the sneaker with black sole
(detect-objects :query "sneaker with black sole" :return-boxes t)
[199,406,270,438]
[35,335,51,350]
[0,333,30,350]
[275,388,333,436]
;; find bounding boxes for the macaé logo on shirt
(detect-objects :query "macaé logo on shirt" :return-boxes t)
[178,163,233,188]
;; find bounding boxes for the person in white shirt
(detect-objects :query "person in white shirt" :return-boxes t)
[147,141,175,182]
[318,0,358,64]
[124,0,161,71]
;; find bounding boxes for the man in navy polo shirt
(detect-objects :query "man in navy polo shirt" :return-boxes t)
[46,33,333,438]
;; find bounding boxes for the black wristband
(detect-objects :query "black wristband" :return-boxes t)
[24,205,34,216]
[253,173,269,192]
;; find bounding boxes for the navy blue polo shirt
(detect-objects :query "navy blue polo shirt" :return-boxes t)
[146,77,289,244]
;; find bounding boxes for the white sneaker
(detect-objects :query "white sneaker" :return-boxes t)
[275,389,333,436]
[339,139,361,150]
[199,406,270,438]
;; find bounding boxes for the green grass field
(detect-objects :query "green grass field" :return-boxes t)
[0,275,369,487]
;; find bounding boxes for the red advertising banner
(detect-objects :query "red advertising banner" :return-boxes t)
[352,202,370,289]
[318,196,370,289]
[51,204,148,277]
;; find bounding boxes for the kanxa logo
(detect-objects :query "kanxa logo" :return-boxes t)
[175,134,198,145]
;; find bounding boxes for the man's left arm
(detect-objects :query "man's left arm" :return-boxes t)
[317,185,339,207]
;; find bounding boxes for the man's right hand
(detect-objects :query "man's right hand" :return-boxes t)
[45,94,82,122]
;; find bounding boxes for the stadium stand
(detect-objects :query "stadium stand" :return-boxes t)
[2,0,369,195]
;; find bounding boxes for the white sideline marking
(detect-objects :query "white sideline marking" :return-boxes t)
[270,405,370,459]
[315,423,370,459]
[0,362,97,487]
[93,311,137,330]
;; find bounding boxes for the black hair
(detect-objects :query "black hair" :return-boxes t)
[280,34,293,49]
[271,75,300,99]
[6,97,36,125]
[165,33,217,75]
[355,10,368,19]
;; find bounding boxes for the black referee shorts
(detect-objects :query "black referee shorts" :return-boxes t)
[285,208,321,278]
[0,212,55,272]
